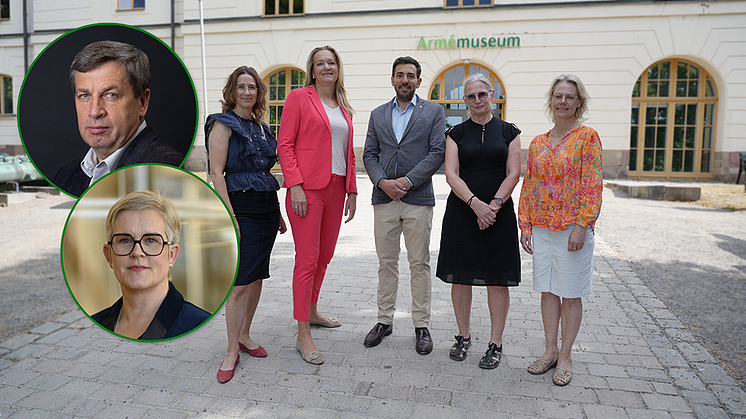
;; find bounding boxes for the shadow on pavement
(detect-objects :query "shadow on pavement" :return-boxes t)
[712,233,746,264]
[631,257,746,391]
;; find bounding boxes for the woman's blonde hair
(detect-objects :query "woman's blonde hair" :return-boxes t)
[105,190,181,245]
[545,74,590,122]
[304,45,354,116]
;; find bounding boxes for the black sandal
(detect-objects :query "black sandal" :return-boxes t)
[449,335,471,361]
[479,343,502,369]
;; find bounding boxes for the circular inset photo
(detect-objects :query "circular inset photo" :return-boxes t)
[62,164,237,341]
[18,23,197,198]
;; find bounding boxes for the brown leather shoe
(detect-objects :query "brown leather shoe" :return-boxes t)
[364,323,392,347]
[415,327,433,355]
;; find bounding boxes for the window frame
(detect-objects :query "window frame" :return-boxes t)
[263,0,305,17]
[428,63,506,129]
[444,0,494,9]
[629,58,718,179]
[0,0,9,20]
[117,0,145,11]
[264,67,306,140]
[0,75,13,116]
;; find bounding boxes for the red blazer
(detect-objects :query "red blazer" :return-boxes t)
[278,86,357,194]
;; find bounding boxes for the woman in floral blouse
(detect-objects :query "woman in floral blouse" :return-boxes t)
[518,74,602,386]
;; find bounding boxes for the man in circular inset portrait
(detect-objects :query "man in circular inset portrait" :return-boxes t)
[19,24,197,198]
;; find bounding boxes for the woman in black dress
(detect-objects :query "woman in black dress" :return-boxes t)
[207,66,287,383]
[436,73,522,369]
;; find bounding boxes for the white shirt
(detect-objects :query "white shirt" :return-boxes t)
[322,102,349,176]
[80,121,147,187]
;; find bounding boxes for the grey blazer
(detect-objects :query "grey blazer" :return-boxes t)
[363,95,446,206]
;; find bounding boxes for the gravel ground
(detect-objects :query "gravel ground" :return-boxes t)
[0,193,78,341]
[0,184,744,391]
[596,186,746,390]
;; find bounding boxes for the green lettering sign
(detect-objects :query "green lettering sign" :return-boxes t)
[416,34,522,50]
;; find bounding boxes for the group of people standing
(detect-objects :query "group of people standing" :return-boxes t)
[206,46,603,388]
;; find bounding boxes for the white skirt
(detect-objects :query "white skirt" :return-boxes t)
[532,226,594,298]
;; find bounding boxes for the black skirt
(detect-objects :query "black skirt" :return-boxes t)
[230,190,281,286]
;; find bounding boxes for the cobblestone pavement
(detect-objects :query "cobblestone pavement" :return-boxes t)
[0,194,77,341]
[1,175,744,418]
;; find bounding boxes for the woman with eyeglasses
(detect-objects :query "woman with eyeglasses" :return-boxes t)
[206,66,287,383]
[436,73,522,369]
[93,190,210,340]
[518,74,602,386]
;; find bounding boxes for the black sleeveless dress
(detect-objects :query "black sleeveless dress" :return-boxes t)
[436,117,521,286]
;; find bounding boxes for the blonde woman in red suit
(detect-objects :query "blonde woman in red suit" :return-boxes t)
[278,45,357,365]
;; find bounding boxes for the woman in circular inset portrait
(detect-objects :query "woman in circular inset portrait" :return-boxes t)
[62,164,238,341]
[94,190,208,339]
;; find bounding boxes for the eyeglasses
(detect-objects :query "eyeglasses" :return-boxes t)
[237,85,258,92]
[108,234,171,256]
[552,94,578,102]
[465,90,492,103]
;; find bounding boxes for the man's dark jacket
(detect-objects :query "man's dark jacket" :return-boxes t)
[53,125,185,197]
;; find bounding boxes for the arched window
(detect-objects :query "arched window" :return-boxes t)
[428,63,506,128]
[629,59,718,178]
[1,75,12,114]
[264,67,306,138]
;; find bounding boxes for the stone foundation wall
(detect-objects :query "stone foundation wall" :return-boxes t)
[715,151,745,184]
[0,145,25,156]
[183,146,207,173]
[184,146,743,184]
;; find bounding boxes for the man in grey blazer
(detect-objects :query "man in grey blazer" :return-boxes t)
[362,56,446,355]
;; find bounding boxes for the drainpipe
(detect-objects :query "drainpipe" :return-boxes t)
[170,0,175,49]
[22,0,28,74]
[199,0,209,175]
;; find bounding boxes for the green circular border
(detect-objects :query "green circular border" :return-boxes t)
[59,163,239,342]
[16,22,199,199]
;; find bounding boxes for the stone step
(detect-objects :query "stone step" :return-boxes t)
[606,181,701,201]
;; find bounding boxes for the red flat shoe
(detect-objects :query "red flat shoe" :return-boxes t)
[217,354,239,383]
[239,342,267,358]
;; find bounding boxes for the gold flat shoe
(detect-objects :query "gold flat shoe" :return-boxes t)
[309,317,341,328]
[552,367,572,386]
[527,358,557,375]
[296,342,324,365]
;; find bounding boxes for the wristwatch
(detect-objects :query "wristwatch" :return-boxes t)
[493,197,503,207]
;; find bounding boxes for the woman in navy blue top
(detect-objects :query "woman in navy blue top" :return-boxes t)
[207,66,287,383]
[94,190,210,340]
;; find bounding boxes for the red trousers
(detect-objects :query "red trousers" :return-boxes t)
[286,175,346,321]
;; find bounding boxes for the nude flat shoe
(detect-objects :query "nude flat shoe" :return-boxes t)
[296,342,324,365]
[309,317,341,328]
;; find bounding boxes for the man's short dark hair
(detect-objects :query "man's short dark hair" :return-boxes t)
[392,56,421,79]
[70,40,151,97]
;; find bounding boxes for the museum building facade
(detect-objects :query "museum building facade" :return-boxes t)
[1,0,744,181]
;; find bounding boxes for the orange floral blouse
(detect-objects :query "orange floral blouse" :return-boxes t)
[518,125,603,235]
